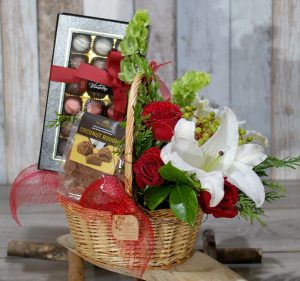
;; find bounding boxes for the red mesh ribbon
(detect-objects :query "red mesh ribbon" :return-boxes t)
[79,176,154,278]
[50,51,129,121]
[10,164,61,225]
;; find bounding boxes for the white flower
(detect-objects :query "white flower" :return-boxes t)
[160,107,267,207]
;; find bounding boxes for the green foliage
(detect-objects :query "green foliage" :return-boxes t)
[236,192,266,226]
[144,186,172,210]
[47,112,77,128]
[253,155,300,177]
[169,185,199,226]
[159,162,201,191]
[262,180,286,192]
[119,10,151,83]
[265,191,285,203]
[171,71,211,107]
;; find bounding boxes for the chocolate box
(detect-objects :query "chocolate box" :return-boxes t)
[39,13,128,172]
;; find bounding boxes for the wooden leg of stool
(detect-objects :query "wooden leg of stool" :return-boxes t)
[68,250,85,281]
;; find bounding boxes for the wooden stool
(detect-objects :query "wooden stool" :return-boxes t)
[57,234,247,281]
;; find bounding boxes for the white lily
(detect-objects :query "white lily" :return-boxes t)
[160,106,267,208]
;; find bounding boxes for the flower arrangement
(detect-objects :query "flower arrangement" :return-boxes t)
[115,10,300,227]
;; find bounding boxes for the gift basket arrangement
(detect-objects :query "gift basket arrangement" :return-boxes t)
[10,10,300,278]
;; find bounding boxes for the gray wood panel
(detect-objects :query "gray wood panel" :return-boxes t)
[135,0,176,88]
[37,0,83,117]
[1,0,41,183]
[83,0,133,21]
[230,0,272,143]
[177,0,231,107]
[0,16,7,184]
[272,0,300,180]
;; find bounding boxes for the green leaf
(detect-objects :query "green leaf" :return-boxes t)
[169,185,199,226]
[144,186,172,210]
[159,162,194,186]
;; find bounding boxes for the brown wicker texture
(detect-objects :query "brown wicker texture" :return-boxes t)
[60,74,203,268]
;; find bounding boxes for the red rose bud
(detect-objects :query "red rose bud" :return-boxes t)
[198,178,239,218]
[142,101,182,141]
[133,147,164,189]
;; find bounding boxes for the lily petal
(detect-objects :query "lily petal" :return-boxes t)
[161,147,224,207]
[236,144,267,167]
[227,162,265,207]
[245,130,269,147]
[200,107,239,172]
[174,118,196,140]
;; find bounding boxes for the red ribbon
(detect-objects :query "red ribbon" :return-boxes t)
[50,51,129,121]
[149,60,172,101]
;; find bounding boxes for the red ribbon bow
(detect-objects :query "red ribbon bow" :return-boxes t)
[149,60,172,101]
[50,51,129,121]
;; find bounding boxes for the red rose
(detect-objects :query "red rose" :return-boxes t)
[199,178,239,218]
[133,147,164,189]
[142,101,182,141]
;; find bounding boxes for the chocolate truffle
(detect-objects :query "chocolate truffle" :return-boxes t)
[86,101,103,115]
[64,98,81,115]
[72,34,90,53]
[70,55,88,69]
[94,37,112,56]
[77,141,93,156]
[86,153,102,166]
[66,83,85,96]
[107,105,114,119]
[92,57,107,70]
[97,147,112,163]
[60,121,73,137]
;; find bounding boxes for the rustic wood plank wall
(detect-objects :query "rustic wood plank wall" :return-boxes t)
[0,0,41,183]
[0,14,6,184]
[272,0,300,180]
[0,0,299,183]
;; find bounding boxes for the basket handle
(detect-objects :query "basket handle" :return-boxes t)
[124,74,143,197]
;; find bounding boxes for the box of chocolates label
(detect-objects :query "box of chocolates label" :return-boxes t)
[69,112,124,175]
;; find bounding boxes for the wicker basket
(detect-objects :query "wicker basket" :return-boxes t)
[59,74,203,269]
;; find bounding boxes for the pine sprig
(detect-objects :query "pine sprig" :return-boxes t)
[47,112,77,128]
[254,155,300,177]
[236,192,266,226]
[265,191,285,203]
[262,180,286,192]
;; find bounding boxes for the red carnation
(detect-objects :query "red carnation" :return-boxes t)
[142,101,182,141]
[133,147,164,189]
[199,178,239,218]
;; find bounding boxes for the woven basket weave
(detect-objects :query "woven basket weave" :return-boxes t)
[60,74,202,268]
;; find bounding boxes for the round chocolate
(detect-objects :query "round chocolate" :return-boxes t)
[107,105,114,119]
[72,34,90,53]
[86,100,103,115]
[94,37,112,56]
[66,83,84,96]
[69,55,88,69]
[64,97,81,115]
[60,121,73,137]
[92,57,106,70]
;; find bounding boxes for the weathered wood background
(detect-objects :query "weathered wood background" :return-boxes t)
[0,0,300,183]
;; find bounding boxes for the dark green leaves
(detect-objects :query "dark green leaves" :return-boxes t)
[169,185,199,226]
[144,186,172,210]
[159,162,201,190]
